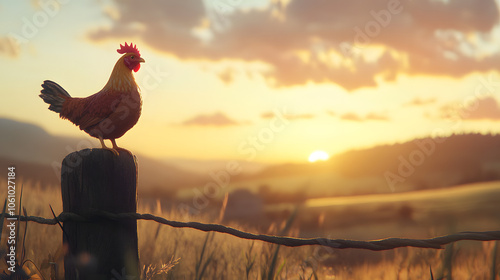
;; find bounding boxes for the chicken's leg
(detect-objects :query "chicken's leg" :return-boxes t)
[111,138,132,155]
[99,136,119,156]
[111,139,119,150]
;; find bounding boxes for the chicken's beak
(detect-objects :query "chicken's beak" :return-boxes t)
[139,57,145,63]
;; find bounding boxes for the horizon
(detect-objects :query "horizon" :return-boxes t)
[1,115,498,170]
[1,1,500,164]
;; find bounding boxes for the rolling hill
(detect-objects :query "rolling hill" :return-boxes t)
[244,133,500,194]
[0,117,206,192]
[2,117,499,196]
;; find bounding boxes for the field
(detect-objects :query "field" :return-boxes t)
[1,178,499,279]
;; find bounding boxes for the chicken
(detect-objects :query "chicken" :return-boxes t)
[39,43,145,155]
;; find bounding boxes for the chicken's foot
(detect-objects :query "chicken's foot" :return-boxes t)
[99,136,119,156]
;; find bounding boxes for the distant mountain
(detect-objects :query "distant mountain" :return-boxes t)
[253,133,500,191]
[2,117,499,195]
[0,117,206,192]
[0,118,82,165]
[331,133,500,180]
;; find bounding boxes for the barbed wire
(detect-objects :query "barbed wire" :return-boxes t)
[6,211,500,251]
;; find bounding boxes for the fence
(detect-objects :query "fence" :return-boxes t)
[3,149,500,279]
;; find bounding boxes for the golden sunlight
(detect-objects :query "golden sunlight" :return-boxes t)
[308,150,330,163]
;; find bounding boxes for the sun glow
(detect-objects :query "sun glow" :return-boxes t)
[308,150,330,163]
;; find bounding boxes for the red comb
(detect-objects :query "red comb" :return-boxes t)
[117,42,140,56]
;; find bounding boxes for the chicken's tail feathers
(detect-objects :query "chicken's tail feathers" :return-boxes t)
[39,80,71,113]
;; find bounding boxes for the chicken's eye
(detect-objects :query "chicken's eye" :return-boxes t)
[130,55,135,59]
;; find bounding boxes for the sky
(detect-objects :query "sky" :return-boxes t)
[1,0,500,163]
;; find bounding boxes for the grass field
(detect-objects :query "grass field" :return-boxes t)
[1,178,499,279]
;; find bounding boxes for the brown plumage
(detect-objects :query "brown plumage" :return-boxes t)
[39,43,145,155]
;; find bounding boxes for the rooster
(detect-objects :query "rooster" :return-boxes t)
[39,43,145,155]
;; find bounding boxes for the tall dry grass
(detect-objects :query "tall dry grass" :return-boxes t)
[0,180,499,279]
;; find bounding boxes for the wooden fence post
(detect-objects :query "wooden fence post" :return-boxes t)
[61,149,139,280]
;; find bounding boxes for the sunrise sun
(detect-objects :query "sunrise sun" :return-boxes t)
[308,150,330,163]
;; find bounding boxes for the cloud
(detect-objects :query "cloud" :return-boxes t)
[261,111,314,120]
[405,97,437,107]
[340,112,363,121]
[340,112,389,121]
[440,97,500,121]
[89,0,500,91]
[365,112,389,121]
[260,112,275,119]
[181,112,242,126]
[89,0,206,58]
[217,68,235,84]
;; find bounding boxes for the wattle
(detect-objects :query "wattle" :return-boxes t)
[133,64,141,72]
